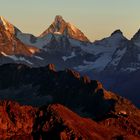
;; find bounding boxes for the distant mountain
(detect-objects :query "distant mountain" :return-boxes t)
[16,15,90,49]
[40,15,89,42]
[74,29,129,72]
[94,30,127,47]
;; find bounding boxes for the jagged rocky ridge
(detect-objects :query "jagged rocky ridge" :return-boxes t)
[0,63,140,140]
[0,101,140,140]
[0,16,41,66]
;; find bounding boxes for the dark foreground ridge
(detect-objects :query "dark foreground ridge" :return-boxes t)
[0,63,140,139]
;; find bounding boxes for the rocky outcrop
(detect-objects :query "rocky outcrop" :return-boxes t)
[0,100,36,138]
[0,101,140,140]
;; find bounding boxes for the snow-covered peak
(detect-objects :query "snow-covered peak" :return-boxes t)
[94,29,127,48]
[40,15,89,42]
[39,15,66,37]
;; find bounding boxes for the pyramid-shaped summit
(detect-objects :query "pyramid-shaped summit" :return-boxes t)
[40,15,90,42]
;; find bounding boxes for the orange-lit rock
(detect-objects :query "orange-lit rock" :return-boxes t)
[0,100,140,140]
[0,17,39,56]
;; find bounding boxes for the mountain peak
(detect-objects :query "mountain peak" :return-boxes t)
[110,29,126,41]
[54,15,64,23]
[52,15,66,34]
[94,29,127,48]
[111,29,123,36]
[40,15,89,42]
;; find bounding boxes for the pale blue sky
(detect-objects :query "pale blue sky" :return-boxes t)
[0,0,140,41]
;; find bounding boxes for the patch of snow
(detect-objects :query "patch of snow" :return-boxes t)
[19,57,33,65]
[34,55,44,60]
[74,52,112,72]
[121,67,138,72]
[110,47,127,66]
[8,55,19,61]
[74,43,117,72]
[1,52,33,65]
[16,32,52,49]
[54,32,62,35]
[62,52,76,61]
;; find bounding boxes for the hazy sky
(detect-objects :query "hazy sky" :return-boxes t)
[0,0,140,41]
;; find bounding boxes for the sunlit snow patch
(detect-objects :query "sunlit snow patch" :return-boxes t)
[1,52,33,65]
[62,52,76,61]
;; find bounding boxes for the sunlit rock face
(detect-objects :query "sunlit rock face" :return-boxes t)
[0,100,36,139]
[0,101,140,140]
[40,15,89,42]
[0,16,39,56]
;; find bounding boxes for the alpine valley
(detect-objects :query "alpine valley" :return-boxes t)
[0,16,140,140]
